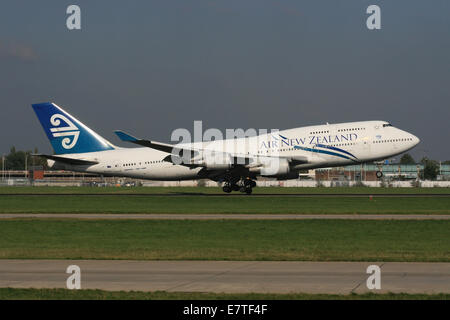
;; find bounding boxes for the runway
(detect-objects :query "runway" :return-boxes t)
[0,213,449,220]
[0,260,448,294]
[2,193,450,197]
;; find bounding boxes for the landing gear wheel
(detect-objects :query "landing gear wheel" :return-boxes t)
[222,185,232,193]
[240,184,253,195]
[376,171,383,179]
[243,178,256,188]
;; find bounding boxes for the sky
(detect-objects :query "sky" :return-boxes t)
[1,0,449,161]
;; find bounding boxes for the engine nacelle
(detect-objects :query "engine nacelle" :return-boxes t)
[250,157,291,177]
[190,151,233,170]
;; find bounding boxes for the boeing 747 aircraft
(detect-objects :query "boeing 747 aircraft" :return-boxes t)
[32,102,420,194]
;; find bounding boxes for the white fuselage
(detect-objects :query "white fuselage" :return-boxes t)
[50,120,420,180]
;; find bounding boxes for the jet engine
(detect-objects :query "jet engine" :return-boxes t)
[248,157,291,178]
[190,151,233,170]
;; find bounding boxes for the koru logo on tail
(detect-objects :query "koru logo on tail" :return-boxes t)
[50,114,80,149]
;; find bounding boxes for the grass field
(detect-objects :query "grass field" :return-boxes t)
[1,194,450,214]
[1,288,448,300]
[1,186,449,214]
[1,187,447,300]
[1,186,450,194]
[0,219,448,261]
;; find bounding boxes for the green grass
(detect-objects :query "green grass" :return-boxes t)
[1,186,449,194]
[0,288,448,300]
[0,219,448,261]
[0,194,449,214]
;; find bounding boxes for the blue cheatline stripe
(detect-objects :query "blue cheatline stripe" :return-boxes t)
[315,144,358,160]
[294,145,355,161]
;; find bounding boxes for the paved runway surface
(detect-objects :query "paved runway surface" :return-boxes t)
[2,193,450,197]
[0,213,449,220]
[0,260,448,294]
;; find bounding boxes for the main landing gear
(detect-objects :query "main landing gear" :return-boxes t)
[222,178,256,195]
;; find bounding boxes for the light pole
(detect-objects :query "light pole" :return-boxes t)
[25,154,28,178]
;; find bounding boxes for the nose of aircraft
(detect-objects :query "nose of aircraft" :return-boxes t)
[412,134,420,146]
[398,128,420,149]
[398,128,420,144]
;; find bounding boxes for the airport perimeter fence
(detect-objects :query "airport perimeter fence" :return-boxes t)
[1,178,450,188]
[1,167,450,188]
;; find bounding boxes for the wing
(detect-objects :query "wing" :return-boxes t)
[115,130,257,167]
[114,130,308,168]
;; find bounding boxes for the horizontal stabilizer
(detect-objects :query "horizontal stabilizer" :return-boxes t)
[32,154,99,166]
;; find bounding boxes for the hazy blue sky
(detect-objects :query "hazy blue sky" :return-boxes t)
[1,1,449,161]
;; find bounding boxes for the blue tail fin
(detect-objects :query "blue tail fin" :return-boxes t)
[32,102,115,155]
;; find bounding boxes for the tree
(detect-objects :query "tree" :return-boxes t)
[4,146,48,170]
[443,160,450,165]
[399,153,415,165]
[420,157,439,180]
[5,147,28,170]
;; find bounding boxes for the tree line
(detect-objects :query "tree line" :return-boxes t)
[1,147,48,170]
[399,153,449,180]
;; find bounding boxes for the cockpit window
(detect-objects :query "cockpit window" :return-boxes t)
[382,123,393,127]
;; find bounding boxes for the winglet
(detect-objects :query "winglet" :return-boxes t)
[113,130,195,155]
[114,130,139,142]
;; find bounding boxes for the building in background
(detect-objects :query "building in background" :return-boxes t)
[316,164,419,181]
[1,164,450,187]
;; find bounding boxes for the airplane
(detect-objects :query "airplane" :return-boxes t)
[31,102,420,194]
